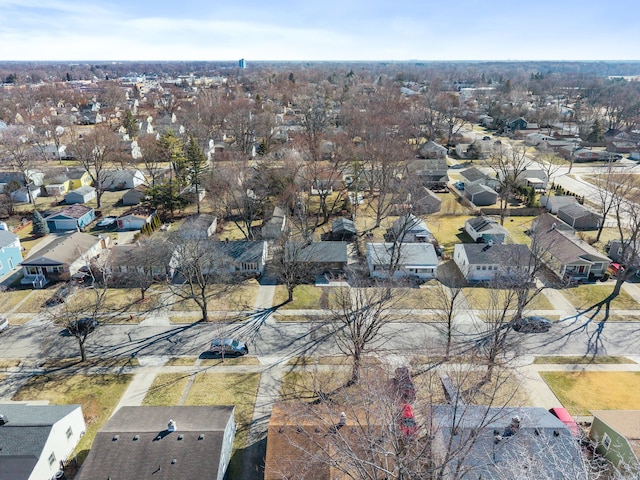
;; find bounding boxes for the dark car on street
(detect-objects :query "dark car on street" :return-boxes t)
[66,317,98,336]
[512,315,552,333]
[209,338,249,356]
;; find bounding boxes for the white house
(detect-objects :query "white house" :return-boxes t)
[117,207,156,231]
[102,169,146,191]
[0,404,86,480]
[453,243,533,283]
[464,217,508,244]
[366,242,438,280]
[64,186,96,205]
[390,214,435,243]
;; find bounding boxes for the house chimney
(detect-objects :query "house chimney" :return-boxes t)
[339,412,346,426]
[168,419,177,432]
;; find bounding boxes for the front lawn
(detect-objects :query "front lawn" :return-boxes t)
[540,371,640,415]
[563,285,639,310]
[0,289,32,312]
[170,282,259,312]
[272,285,340,310]
[142,373,191,406]
[533,356,635,365]
[463,287,554,312]
[12,373,132,462]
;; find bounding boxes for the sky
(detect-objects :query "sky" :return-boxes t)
[0,0,638,62]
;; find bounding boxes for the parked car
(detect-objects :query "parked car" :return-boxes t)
[512,316,552,333]
[66,317,98,336]
[393,367,416,403]
[0,315,8,333]
[449,163,467,170]
[549,407,583,438]
[399,404,418,436]
[96,216,117,229]
[454,181,465,190]
[209,338,248,356]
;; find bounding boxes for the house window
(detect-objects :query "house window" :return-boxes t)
[481,266,487,270]
[48,452,56,467]
[617,247,623,256]
[602,432,611,450]
[26,266,39,275]
[592,263,602,271]
[476,266,481,270]
[66,426,73,440]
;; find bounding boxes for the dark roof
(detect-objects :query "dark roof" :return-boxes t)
[0,404,81,480]
[531,212,574,234]
[557,203,600,220]
[182,214,216,232]
[458,243,531,266]
[45,204,93,220]
[465,183,497,196]
[77,406,234,480]
[466,216,503,233]
[65,169,87,179]
[332,218,356,234]
[534,228,609,265]
[299,242,348,263]
[216,241,265,263]
[460,167,490,183]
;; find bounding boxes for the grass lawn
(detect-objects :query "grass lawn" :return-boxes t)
[218,219,262,241]
[12,373,132,462]
[142,373,191,406]
[428,214,474,256]
[0,289,32,312]
[500,216,536,245]
[540,371,640,416]
[184,372,261,448]
[272,285,341,310]
[199,356,261,366]
[69,288,161,314]
[170,282,259,312]
[563,285,639,310]
[533,356,635,365]
[463,287,554,312]
[280,368,352,401]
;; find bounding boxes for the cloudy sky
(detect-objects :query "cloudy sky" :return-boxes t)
[0,0,637,61]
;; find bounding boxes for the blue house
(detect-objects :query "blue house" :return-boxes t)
[45,205,95,231]
[0,228,22,278]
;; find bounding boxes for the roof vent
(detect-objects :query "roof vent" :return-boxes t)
[0,414,8,426]
[198,434,204,440]
[133,435,139,441]
[168,419,176,432]
[112,435,119,441]
[339,412,347,426]
[171,459,177,465]
[177,434,184,440]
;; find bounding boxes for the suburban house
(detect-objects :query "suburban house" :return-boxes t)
[606,239,640,268]
[0,228,22,278]
[0,170,44,190]
[209,240,268,276]
[66,169,92,190]
[180,184,206,204]
[20,231,107,288]
[530,211,574,235]
[453,243,533,283]
[390,214,435,243]
[515,168,548,191]
[539,195,579,214]
[589,410,640,472]
[557,203,602,230]
[411,187,442,214]
[464,183,498,206]
[327,217,357,241]
[407,158,449,189]
[106,244,173,284]
[459,167,497,188]
[0,404,86,480]
[532,226,610,281]
[261,206,287,240]
[77,406,236,480]
[418,140,447,158]
[464,216,508,244]
[9,184,42,203]
[44,174,71,197]
[102,169,146,191]
[64,186,96,205]
[366,242,438,280]
[45,205,95,231]
[180,214,218,240]
[117,207,156,231]
[290,241,349,278]
[431,405,583,479]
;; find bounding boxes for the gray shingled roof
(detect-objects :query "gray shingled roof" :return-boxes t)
[216,241,265,263]
[21,232,101,267]
[77,406,234,480]
[459,243,531,266]
[460,167,490,183]
[466,216,507,234]
[0,229,19,249]
[300,242,348,263]
[0,404,81,480]
[367,242,438,266]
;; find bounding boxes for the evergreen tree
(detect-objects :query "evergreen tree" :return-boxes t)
[31,210,49,237]
[185,136,208,214]
[587,119,605,144]
[122,110,139,138]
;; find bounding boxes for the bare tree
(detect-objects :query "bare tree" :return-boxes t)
[69,125,122,208]
[0,127,39,204]
[591,164,635,243]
